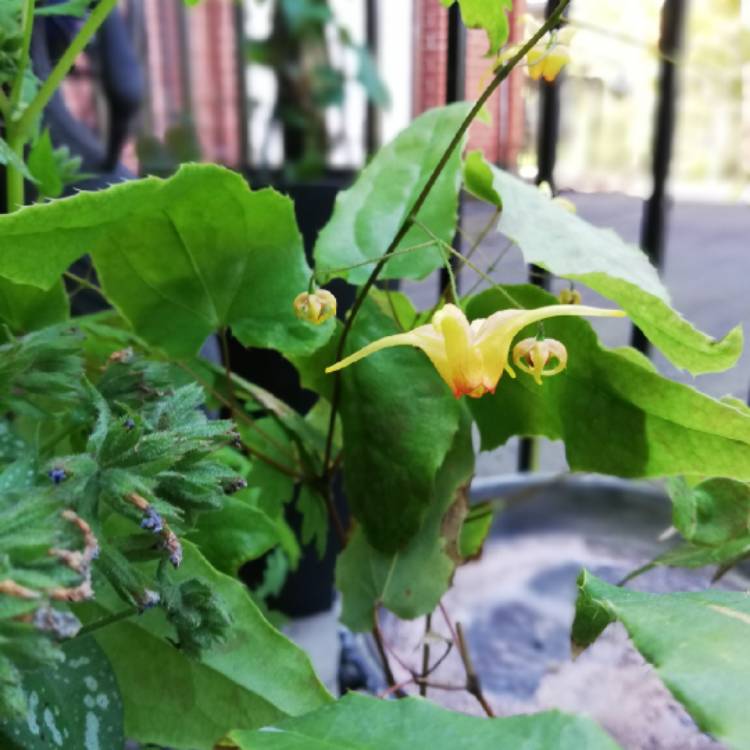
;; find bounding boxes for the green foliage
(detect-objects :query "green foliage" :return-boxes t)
[35,0,91,17]
[0,481,88,719]
[0,164,333,357]
[314,104,471,285]
[0,636,124,750]
[485,165,743,374]
[439,0,513,56]
[0,278,69,334]
[187,492,281,576]
[467,286,750,480]
[227,692,622,749]
[463,149,502,207]
[338,297,464,553]
[337,406,474,630]
[0,1,22,87]
[627,478,750,580]
[572,572,750,750]
[27,130,88,200]
[86,543,332,750]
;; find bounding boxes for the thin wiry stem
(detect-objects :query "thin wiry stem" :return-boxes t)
[319,0,571,483]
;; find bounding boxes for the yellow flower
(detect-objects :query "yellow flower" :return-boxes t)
[325,303,624,399]
[512,336,568,385]
[527,45,570,82]
[293,289,337,325]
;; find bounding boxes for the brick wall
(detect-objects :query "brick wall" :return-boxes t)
[413,0,525,166]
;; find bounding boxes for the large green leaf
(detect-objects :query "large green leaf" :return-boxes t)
[467,286,750,480]
[0,278,67,334]
[186,493,281,576]
[0,164,332,357]
[337,406,474,631]
[439,0,513,56]
[314,104,471,285]
[83,542,331,750]
[338,297,464,553]
[227,692,621,750]
[572,572,750,750]
[0,636,124,750]
[486,165,742,374]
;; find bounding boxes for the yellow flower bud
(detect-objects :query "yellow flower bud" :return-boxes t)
[512,337,568,385]
[527,45,570,82]
[293,289,337,325]
[558,288,582,305]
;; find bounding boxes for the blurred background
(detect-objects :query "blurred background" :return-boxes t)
[39,0,750,473]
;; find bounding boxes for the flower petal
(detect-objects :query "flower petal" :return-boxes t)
[325,325,444,374]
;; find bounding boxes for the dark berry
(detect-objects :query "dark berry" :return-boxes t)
[123,417,136,431]
[223,477,248,495]
[48,467,66,485]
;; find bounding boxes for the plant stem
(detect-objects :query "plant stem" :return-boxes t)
[64,270,105,297]
[15,0,119,138]
[5,131,25,212]
[9,0,35,114]
[456,621,494,717]
[372,612,400,692]
[320,0,571,480]
[412,218,523,308]
[77,606,138,637]
[219,327,240,421]
[420,613,431,697]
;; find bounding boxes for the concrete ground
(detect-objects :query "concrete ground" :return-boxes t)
[403,193,750,475]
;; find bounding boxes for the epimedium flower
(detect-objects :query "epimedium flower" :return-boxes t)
[293,289,337,325]
[527,44,571,82]
[513,336,568,385]
[325,303,624,399]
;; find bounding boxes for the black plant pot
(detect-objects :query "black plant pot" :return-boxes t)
[235,169,356,618]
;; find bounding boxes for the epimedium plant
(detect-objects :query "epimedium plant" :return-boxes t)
[0,1,749,749]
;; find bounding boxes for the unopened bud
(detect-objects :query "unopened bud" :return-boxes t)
[293,289,337,325]
[558,288,582,305]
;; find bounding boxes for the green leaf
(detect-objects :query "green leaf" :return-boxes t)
[669,477,750,545]
[572,571,750,750]
[35,0,90,17]
[314,103,471,285]
[0,164,333,357]
[467,285,750,480]
[338,297,464,553]
[463,149,502,207]
[26,131,63,199]
[458,500,493,558]
[487,166,742,375]
[355,44,390,107]
[626,478,750,580]
[337,406,474,631]
[297,485,328,558]
[0,137,34,182]
[84,542,331,750]
[439,0,513,56]
[0,278,68,333]
[227,692,621,749]
[0,636,124,750]
[186,493,281,575]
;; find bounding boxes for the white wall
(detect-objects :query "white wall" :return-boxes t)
[243,0,413,168]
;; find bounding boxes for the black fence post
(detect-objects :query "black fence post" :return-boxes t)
[631,0,688,352]
[365,0,379,157]
[518,0,567,472]
[439,3,467,300]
